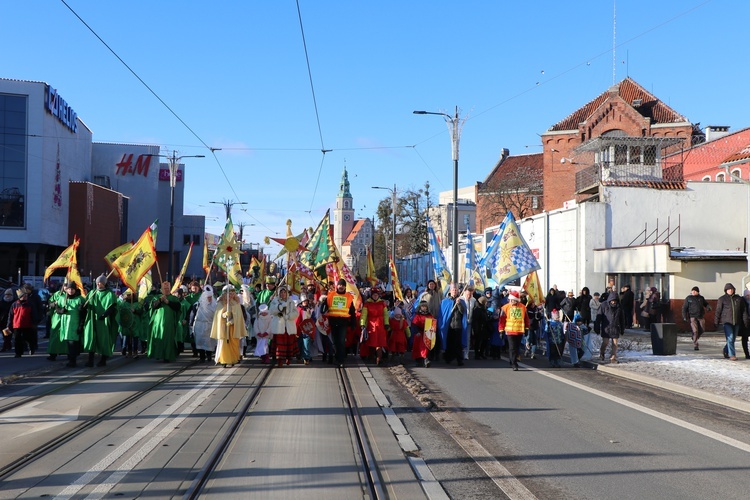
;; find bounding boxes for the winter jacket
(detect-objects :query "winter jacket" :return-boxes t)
[576,293,592,323]
[597,296,625,339]
[9,299,35,329]
[682,294,709,320]
[714,292,749,327]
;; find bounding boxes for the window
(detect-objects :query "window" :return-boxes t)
[717,173,725,182]
[702,176,711,182]
[732,169,742,182]
[0,93,27,228]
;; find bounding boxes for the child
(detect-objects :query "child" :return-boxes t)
[387,307,409,364]
[564,312,585,367]
[315,294,333,364]
[411,301,435,367]
[253,304,272,363]
[547,309,565,368]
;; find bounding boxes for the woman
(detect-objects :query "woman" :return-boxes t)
[411,300,435,367]
[295,294,315,365]
[646,287,661,329]
[598,293,625,363]
[269,285,299,366]
[210,285,246,367]
[361,286,389,366]
[191,284,217,363]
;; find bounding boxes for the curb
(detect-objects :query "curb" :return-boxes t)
[595,362,750,415]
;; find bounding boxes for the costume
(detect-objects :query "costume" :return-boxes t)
[82,286,118,365]
[295,300,315,364]
[387,310,409,360]
[269,291,299,365]
[325,284,356,367]
[46,289,68,357]
[117,294,139,357]
[360,296,389,363]
[148,290,181,363]
[498,293,529,370]
[192,286,218,361]
[51,287,84,366]
[411,308,436,366]
[210,288,246,366]
[254,305,272,362]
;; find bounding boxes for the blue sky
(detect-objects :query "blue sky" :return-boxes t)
[3,0,747,252]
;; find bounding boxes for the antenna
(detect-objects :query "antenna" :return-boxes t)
[612,0,617,84]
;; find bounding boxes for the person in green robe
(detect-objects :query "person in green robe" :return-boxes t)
[256,276,277,305]
[118,289,139,357]
[52,281,85,367]
[148,281,181,362]
[46,286,68,360]
[82,274,118,367]
[140,286,162,355]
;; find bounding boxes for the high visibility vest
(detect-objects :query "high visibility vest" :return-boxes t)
[327,293,353,318]
[501,303,527,334]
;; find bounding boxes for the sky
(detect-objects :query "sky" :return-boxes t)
[3,0,749,253]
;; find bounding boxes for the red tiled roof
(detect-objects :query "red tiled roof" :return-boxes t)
[665,126,750,180]
[549,77,688,131]
[601,180,686,190]
[343,219,366,246]
[482,152,543,185]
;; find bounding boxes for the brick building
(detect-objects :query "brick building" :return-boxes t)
[541,77,698,211]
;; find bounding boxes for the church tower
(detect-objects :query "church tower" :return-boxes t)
[333,166,355,252]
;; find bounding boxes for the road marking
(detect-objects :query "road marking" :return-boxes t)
[54,368,234,500]
[533,364,750,454]
[0,401,79,436]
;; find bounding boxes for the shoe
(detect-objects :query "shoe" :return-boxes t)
[277,359,283,367]
[531,354,536,359]
[424,358,431,368]
[610,357,618,364]
[599,354,605,361]
[304,359,310,365]
[573,363,581,368]
[512,366,518,371]
[14,354,21,358]
[286,358,291,365]
[724,352,730,359]
[694,345,699,351]
[730,356,738,361]
[66,361,77,368]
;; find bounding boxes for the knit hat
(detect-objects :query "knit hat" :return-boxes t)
[96,274,107,285]
[392,307,403,319]
[692,286,700,293]
[337,278,347,286]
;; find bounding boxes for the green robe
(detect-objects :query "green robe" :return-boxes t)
[47,290,68,355]
[54,293,84,343]
[83,288,118,356]
[148,295,181,362]
[118,299,138,338]
[177,298,191,343]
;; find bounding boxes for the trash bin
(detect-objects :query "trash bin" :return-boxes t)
[651,323,677,355]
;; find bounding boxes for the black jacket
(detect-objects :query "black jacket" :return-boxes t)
[682,294,709,320]
[714,293,748,326]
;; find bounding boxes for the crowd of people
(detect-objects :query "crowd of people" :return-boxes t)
[2,275,748,370]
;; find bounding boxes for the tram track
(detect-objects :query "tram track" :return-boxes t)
[0,359,197,481]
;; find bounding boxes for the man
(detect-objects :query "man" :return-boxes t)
[458,285,477,361]
[82,274,118,367]
[714,283,749,361]
[421,280,443,359]
[323,279,356,367]
[7,288,38,357]
[498,291,529,371]
[52,281,85,367]
[619,284,635,329]
[256,276,277,306]
[148,281,182,363]
[438,284,459,363]
[682,286,710,350]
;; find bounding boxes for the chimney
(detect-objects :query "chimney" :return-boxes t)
[705,126,730,142]
[499,148,510,163]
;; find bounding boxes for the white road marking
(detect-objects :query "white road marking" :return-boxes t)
[54,368,234,500]
[532,364,750,454]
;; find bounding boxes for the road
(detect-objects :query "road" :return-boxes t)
[370,356,750,499]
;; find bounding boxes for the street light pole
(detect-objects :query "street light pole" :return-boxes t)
[149,151,205,282]
[209,199,248,220]
[414,107,465,284]
[372,184,398,290]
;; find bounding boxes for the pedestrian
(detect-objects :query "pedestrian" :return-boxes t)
[46,284,68,361]
[546,309,565,368]
[387,307,409,364]
[360,286,389,366]
[82,274,118,367]
[8,288,39,357]
[323,279,356,367]
[498,290,529,371]
[560,290,576,322]
[148,281,182,363]
[411,300,436,367]
[443,285,466,366]
[0,288,15,352]
[682,286,711,351]
[117,289,139,357]
[296,293,315,365]
[565,313,586,368]
[472,296,490,360]
[646,287,661,328]
[51,281,85,367]
[742,290,750,360]
[269,285,299,366]
[545,288,560,319]
[619,284,635,329]
[211,285,246,366]
[598,293,625,363]
[589,292,602,331]
[315,294,334,364]
[419,280,443,357]
[524,297,543,359]
[576,287,593,326]
[191,284,217,363]
[458,285,477,362]
[253,303,272,363]
[714,283,749,361]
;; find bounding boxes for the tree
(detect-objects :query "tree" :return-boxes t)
[479,162,543,221]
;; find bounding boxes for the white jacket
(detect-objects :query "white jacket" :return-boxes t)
[269,296,299,335]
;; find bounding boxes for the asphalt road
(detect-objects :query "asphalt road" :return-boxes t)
[371,357,750,500]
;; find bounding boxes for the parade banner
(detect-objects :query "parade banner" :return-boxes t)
[44,237,79,281]
[111,227,157,292]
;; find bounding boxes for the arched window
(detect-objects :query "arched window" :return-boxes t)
[344,200,349,209]
[702,176,711,182]
[732,169,742,182]
[717,173,725,182]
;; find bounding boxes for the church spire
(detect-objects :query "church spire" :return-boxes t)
[338,165,352,198]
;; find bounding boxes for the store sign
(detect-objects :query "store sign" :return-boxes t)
[45,85,78,133]
[115,154,153,177]
[159,168,182,182]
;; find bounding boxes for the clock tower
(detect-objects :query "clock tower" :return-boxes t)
[333,166,355,252]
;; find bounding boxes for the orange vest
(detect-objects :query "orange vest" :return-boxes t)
[327,293,353,318]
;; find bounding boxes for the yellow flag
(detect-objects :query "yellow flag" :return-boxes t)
[44,237,79,281]
[388,259,404,303]
[66,254,86,297]
[171,241,194,293]
[104,241,133,269]
[202,239,210,276]
[522,270,544,306]
[138,271,153,301]
[366,246,377,287]
[111,227,157,292]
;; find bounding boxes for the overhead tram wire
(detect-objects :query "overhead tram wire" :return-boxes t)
[295,0,332,214]
[60,0,278,233]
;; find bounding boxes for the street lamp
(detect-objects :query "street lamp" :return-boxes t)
[414,107,466,284]
[209,199,248,220]
[372,184,397,289]
[148,151,204,281]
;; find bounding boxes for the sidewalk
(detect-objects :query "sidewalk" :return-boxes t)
[592,327,750,414]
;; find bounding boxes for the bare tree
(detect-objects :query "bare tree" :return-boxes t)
[479,163,543,221]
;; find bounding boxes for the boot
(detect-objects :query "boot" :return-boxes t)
[86,352,95,367]
[97,355,108,367]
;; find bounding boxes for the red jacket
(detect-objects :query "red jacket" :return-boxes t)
[9,299,35,329]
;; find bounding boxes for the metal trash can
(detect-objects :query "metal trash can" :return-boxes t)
[651,323,677,355]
